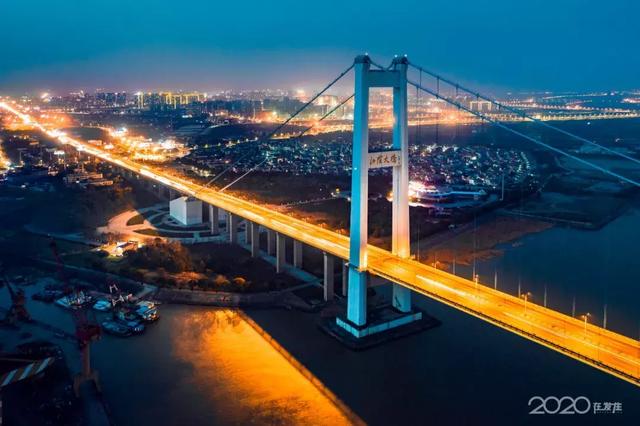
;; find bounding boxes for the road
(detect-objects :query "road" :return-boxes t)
[2,101,639,387]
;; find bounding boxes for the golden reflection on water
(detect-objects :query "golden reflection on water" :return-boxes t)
[171,309,352,425]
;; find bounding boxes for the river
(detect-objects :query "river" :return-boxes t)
[453,203,640,340]
[3,264,640,425]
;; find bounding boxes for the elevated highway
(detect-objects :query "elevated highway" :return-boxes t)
[2,101,639,387]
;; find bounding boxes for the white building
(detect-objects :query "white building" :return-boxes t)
[169,196,203,226]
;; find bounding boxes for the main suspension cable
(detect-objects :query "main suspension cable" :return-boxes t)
[292,93,354,140]
[197,63,355,193]
[408,61,640,166]
[221,93,355,192]
[407,78,640,187]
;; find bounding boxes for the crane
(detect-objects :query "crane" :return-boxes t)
[49,238,102,397]
[0,266,31,325]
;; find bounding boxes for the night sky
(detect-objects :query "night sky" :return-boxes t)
[1,0,638,94]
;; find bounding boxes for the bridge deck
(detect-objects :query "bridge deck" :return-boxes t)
[4,102,639,387]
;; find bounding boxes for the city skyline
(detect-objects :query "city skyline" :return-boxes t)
[2,0,639,94]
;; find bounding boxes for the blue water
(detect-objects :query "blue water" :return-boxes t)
[460,205,640,339]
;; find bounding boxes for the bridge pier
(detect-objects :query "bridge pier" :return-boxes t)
[345,268,367,326]
[244,220,252,245]
[293,240,303,269]
[342,262,349,297]
[220,209,227,235]
[323,252,334,301]
[276,232,286,273]
[209,205,219,235]
[250,222,260,258]
[228,214,238,244]
[267,229,276,256]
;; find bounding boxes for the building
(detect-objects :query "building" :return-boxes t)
[469,100,493,112]
[169,196,203,225]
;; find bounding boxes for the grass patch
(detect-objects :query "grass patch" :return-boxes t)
[135,228,161,236]
[126,214,145,226]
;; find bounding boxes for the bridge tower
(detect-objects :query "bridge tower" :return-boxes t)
[339,55,420,338]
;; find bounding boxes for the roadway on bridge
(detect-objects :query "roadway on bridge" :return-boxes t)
[2,102,639,387]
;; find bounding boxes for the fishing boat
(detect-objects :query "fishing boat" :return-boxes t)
[101,320,132,337]
[54,291,92,309]
[92,299,113,312]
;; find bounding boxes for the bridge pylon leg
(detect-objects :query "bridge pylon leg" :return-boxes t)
[341,55,370,332]
[391,57,412,314]
[346,267,367,326]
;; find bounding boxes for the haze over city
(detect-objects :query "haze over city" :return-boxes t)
[2,0,639,93]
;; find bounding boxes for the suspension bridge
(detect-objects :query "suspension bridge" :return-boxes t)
[2,54,640,387]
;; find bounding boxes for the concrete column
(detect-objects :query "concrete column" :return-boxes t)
[276,232,286,273]
[209,205,219,235]
[244,221,251,245]
[267,229,276,256]
[347,268,367,326]
[250,222,260,258]
[228,214,238,244]
[391,57,412,314]
[348,55,370,271]
[220,209,227,234]
[293,240,303,269]
[323,252,334,301]
[342,262,349,297]
[346,56,371,327]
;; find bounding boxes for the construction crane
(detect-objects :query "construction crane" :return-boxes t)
[49,239,102,397]
[0,267,31,325]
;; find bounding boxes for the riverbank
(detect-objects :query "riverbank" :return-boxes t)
[416,215,554,268]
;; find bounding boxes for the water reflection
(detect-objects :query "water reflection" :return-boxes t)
[170,309,352,425]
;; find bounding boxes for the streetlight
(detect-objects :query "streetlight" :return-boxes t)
[520,291,532,315]
[579,313,591,333]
